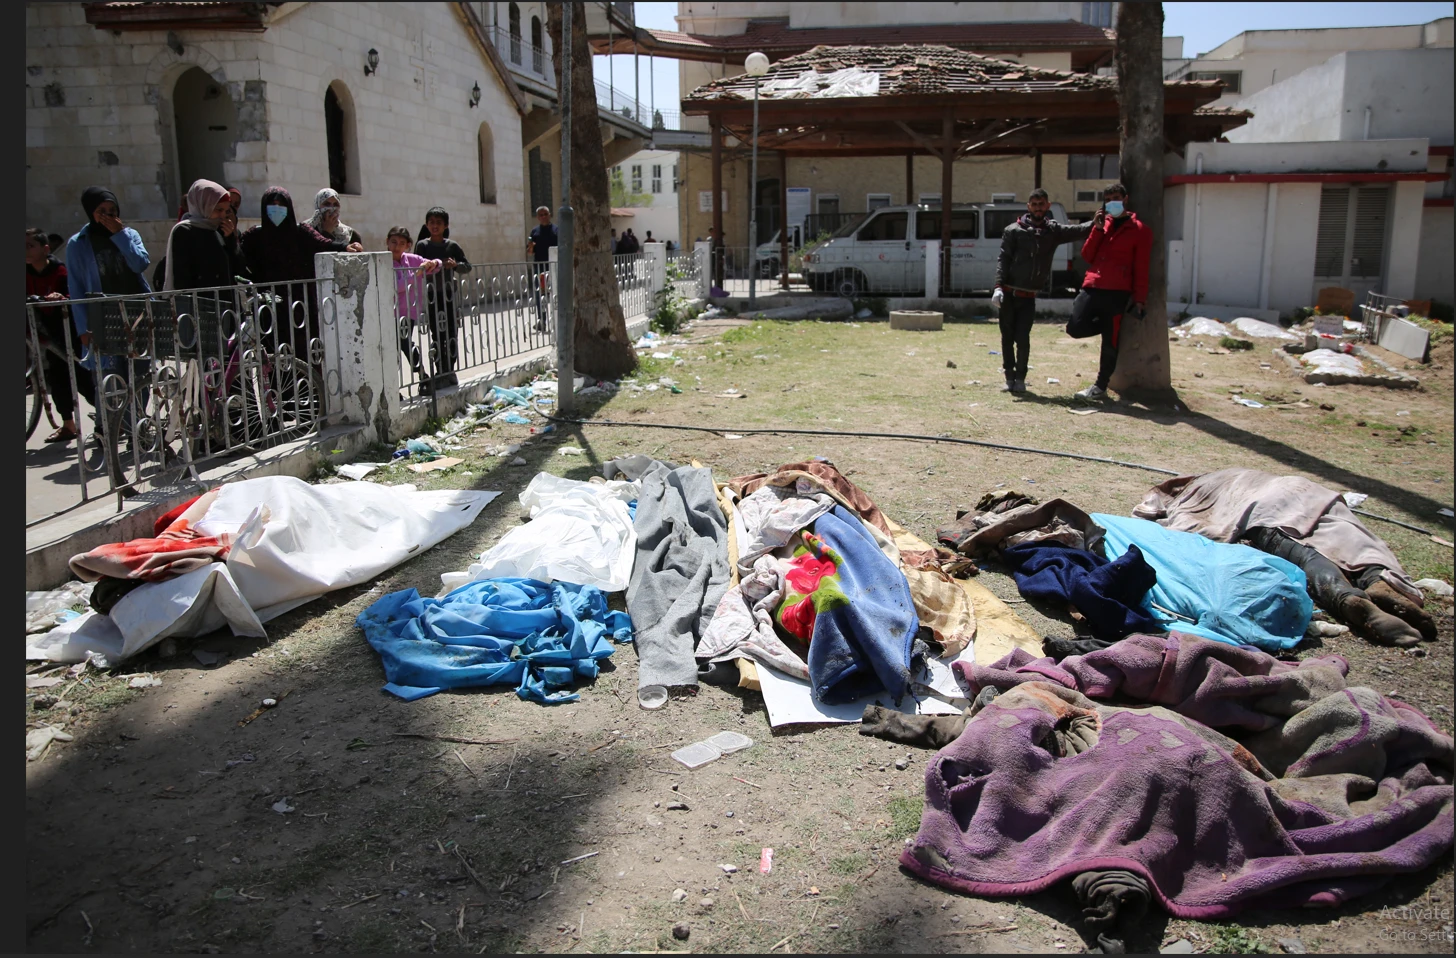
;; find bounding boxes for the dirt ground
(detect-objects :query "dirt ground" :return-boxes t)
[25,315,1456,954]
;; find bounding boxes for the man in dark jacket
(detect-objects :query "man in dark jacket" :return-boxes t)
[1068,183,1153,400]
[993,189,1094,393]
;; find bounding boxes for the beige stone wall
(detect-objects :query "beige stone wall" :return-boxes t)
[26,2,526,267]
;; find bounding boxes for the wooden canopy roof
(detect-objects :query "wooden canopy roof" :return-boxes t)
[683,45,1248,157]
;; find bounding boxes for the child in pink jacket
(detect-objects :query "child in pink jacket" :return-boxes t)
[387,226,440,388]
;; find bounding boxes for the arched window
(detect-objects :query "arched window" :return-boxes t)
[324,80,360,195]
[530,15,543,73]
[172,66,238,200]
[478,122,496,204]
[508,3,521,64]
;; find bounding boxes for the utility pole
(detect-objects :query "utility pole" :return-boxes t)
[556,0,575,412]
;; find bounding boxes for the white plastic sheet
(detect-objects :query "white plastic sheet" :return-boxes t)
[1228,317,1298,341]
[28,477,498,663]
[440,473,638,594]
[1173,317,1229,338]
[1300,348,1366,377]
[761,67,881,99]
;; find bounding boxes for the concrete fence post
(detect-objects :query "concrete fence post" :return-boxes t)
[315,251,401,445]
[923,240,941,297]
[644,241,667,312]
[694,240,711,299]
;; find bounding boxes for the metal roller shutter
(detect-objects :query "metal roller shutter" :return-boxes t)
[1314,187,1349,278]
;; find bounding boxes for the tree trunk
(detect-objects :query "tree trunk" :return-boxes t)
[548,2,636,379]
[1108,2,1171,398]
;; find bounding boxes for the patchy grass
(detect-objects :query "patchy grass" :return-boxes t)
[885,793,923,841]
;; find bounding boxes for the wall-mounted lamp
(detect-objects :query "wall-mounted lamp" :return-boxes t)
[166,31,184,56]
[364,48,380,76]
[469,81,481,108]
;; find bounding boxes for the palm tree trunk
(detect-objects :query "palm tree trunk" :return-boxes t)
[1108,1,1172,398]
[548,1,636,379]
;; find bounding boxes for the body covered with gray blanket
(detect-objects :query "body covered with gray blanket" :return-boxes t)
[613,458,731,701]
[1134,468,1421,602]
[902,633,1453,918]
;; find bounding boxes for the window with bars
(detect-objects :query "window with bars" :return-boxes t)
[866,193,892,210]
[651,164,662,193]
[1068,154,1119,179]
[631,164,642,192]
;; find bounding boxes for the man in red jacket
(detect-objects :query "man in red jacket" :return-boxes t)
[1067,183,1152,399]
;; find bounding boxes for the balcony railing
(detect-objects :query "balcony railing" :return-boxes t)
[482,22,655,130]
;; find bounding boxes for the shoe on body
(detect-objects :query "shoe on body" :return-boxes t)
[1075,384,1107,400]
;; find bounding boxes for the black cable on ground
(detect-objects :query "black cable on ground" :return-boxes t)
[1352,508,1437,537]
[546,415,1181,477]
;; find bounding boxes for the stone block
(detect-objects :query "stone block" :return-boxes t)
[890,309,945,331]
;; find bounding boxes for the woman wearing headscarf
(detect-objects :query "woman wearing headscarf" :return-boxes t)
[239,187,361,358]
[163,179,232,292]
[308,188,363,247]
[65,186,151,370]
[414,206,472,387]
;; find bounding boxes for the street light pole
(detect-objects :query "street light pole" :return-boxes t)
[745,51,769,307]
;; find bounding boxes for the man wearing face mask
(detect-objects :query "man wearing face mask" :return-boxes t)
[1067,183,1152,400]
[992,189,1094,394]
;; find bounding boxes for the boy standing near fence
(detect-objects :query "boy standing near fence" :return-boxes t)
[414,207,471,389]
[388,227,441,393]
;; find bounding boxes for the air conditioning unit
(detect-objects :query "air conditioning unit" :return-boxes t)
[991,192,1016,203]
[1076,190,1100,203]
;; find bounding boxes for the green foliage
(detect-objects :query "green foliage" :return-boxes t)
[653,260,702,334]
[608,168,652,209]
[789,229,833,274]
[1219,336,1254,351]
[1407,313,1453,344]
[1207,924,1272,954]
[829,852,871,876]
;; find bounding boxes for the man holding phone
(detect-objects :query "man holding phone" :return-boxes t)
[1067,183,1152,400]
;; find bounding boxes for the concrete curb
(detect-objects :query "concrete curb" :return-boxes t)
[25,320,652,592]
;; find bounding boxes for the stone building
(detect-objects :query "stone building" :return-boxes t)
[26,1,527,264]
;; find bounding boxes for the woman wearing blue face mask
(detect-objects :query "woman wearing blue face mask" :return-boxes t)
[240,187,362,363]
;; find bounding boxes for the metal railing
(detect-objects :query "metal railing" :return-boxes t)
[393,261,555,402]
[485,23,555,87]
[612,252,651,322]
[1358,289,1408,343]
[25,278,332,523]
[702,246,809,297]
[666,249,701,300]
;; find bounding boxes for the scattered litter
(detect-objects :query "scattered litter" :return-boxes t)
[490,385,533,408]
[26,724,73,762]
[26,581,96,634]
[1414,578,1454,597]
[1067,407,1099,416]
[559,851,599,866]
[1396,410,1410,417]
[225,754,256,770]
[1341,492,1369,508]
[485,443,521,457]
[1276,937,1307,955]
[509,456,528,466]
[406,456,464,473]
[719,864,738,874]
[988,350,999,356]
[1439,508,1455,518]
[1305,620,1350,638]
[724,434,745,440]
[557,446,586,456]
[1233,397,1265,408]
[26,676,63,689]
[1046,377,1060,385]
[706,731,753,754]
[717,389,747,399]
[1160,940,1194,955]
[652,352,674,359]
[671,889,688,903]
[337,463,384,480]
[646,384,660,392]
[639,685,669,710]
[193,649,225,667]
[671,731,753,769]
[128,674,162,689]
[855,307,872,319]
[271,798,294,814]
[759,848,774,874]
[262,698,278,707]
[499,413,530,425]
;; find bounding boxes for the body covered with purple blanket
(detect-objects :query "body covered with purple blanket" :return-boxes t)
[903,634,1454,917]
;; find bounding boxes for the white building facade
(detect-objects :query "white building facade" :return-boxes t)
[610,148,682,247]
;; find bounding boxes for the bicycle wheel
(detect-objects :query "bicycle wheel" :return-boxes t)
[25,341,43,440]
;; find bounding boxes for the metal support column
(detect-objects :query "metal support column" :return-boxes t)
[906,153,914,205]
[711,123,723,289]
[940,113,953,296]
[780,151,790,290]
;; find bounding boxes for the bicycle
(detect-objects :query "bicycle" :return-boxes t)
[25,295,81,441]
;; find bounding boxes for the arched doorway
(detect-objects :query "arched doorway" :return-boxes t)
[324,80,360,195]
[172,66,237,198]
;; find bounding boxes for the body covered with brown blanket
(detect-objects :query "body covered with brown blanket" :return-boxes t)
[1134,468,1420,602]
